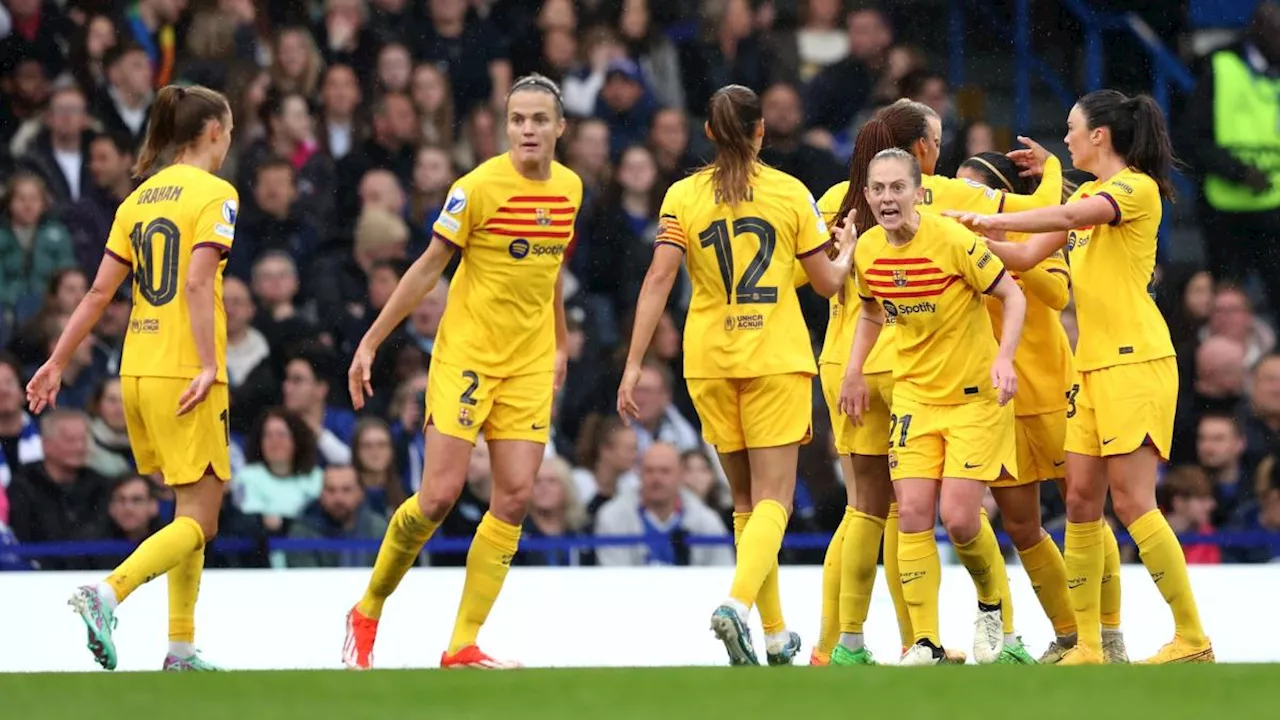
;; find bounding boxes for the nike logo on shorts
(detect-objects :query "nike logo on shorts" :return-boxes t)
[1102,437,1116,445]
[964,462,980,469]
[532,423,548,430]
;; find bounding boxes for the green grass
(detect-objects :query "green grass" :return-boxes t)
[3,665,1273,720]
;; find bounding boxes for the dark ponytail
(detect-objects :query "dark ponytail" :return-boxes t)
[1078,89,1178,200]
[834,99,936,238]
[959,152,1034,195]
[704,85,762,206]
[133,84,230,178]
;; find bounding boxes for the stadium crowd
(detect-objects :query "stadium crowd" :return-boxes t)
[0,0,1278,570]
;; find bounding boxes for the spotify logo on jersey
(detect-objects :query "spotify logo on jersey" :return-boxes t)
[508,239,531,259]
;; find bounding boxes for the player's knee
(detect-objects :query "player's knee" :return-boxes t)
[1065,479,1106,519]
[895,501,934,534]
[1003,517,1043,550]
[853,478,891,518]
[489,483,532,525]
[939,504,981,545]
[417,487,458,523]
[1108,487,1153,527]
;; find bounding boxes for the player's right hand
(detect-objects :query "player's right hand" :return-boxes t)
[838,371,870,425]
[177,368,216,416]
[1007,135,1050,177]
[616,364,642,426]
[348,344,376,410]
[25,362,63,415]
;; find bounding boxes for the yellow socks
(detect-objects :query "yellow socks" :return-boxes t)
[105,516,204,604]
[884,503,913,648]
[1018,534,1077,637]
[448,512,522,653]
[733,511,787,635]
[897,529,941,645]
[839,510,885,634]
[729,500,789,610]
[358,495,440,619]
[1100,521,1123,629]
[1065,520,1105,651]
[952,515,1004,607]
[167,547,205,643]
[816,508,854,656]
[1128,510,1206,645]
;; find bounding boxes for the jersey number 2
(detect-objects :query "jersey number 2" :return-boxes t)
[130,218,181,307]
[698,217,778,305]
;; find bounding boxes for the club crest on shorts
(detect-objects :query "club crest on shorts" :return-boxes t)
[457,406,474,428]
[534,208,553,227]
[887,451,899,470]
[892,269,908,287]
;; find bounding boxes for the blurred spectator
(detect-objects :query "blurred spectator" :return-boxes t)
[178,8,242,91]
[14,83,92,207]
[1242,354,1280,476]
[679,0,772,116]
[94,43,153,149]
[1200,284,1275,368]
[85,377,133,479]
[454,103,504,172]
[282,349,356,467]
[0,0,72,80]
[270,26,324,98]
[1,58,51,150]
[408,145,456,246]
[900,69,955,148]
[366,0,414,47]
[1158,264,1214,350]
[629,360,701,456]
[648,107,700,187]
[0,353,42,489]
[612,0,685,110]
[680,447,732,523]
[758,82,844,195]
[313,207,408,341]
[318,63,365,161]
[314,0,379,83]
[563,27,626,118]
[807,7,890,135]
[73,473,162,570]
[224,275,270,389]
[436,433,492,566]
[233,407,322,535]
[230,157,320,282]
[374,41,412,96]
[414,0,511,115]
[69,132,136,272]
[409,63,453,148]
[336,92,418,219]
[238,89,336,228]
[572,413,639,519]
[0,171,75,318]
[351,417,406,518]
[1172,335,1247,464]
[564,118,612,197]
[7,409,109,566]
[41,315,102,410]
[516,455,591,567]
[122,0,185,88]
[770,0,849,85]
[1196,410,1251,525]
[249,251,319,352]
[10,268,86,365]
[509,0,575,79]
[1158,466,1222,564]
[207,479,269,569]
[581,144,662,328]
[594,442,732,566]
[67,14,119,100]
[1227,455,1280,562]
[1186,1,1280,317]
[937,120,996,179]
[286,465,388,568]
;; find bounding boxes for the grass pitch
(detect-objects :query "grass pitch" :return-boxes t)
[3,665,1272,720]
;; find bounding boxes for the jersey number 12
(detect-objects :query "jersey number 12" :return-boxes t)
[130,218,182,307]
[698,217,778,305]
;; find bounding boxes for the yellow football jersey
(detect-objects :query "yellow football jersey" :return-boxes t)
[105,164,237,383]
[430,155,584,377]
[1065,168,1174,372]
[854,214,1007,405]
[986,242,1073,415]
[658,165,827,379]
[920,154,1063,215]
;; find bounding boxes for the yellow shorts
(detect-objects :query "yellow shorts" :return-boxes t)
[688,373,813,453]
[121,376,230,486]
[819,363,894,456]
[992,411,1068,488]
[425,357,553,444]
[887,395,1017,483]
[1065,356,1177,460]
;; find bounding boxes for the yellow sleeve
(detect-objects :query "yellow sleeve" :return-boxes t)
[655,183,688,252]
[816,182,848,226]
[1018,248,1070,311]
[103,212,133,266]
[796,190,830,258]
[952,225,1006,294]
[854,232,875,301]
[1000,154,1063,213]
[192,187,238,256]
[933,176,1003,214]
[1095,170,1155,226]
[432,172,481,248]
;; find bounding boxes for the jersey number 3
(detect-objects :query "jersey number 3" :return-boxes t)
[130,218,182,307]
[698,217,778,305]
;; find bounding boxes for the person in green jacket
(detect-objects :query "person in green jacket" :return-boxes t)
[0,172,77,319]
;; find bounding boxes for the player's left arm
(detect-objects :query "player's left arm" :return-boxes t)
[619,195,685,422]
[987,272,1025,405]
[553,267,568,390]
[1000,146,1063,212]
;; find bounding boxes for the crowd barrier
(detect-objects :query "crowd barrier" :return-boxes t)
[6,529,1280,559]
[1,565,1275,672]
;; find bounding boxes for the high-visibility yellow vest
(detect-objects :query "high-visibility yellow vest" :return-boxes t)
[1205,49,1280,212]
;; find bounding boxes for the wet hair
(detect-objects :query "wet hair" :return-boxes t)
[507,73,565,118]
[134,84,230,177]
[1077,89,1177,200]
[835,99,936,237]
[959,152,1034,195]
[703,84,762,206]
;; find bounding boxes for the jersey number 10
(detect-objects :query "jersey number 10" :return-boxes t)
[698,217,778,305]
[130,218,182,307]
